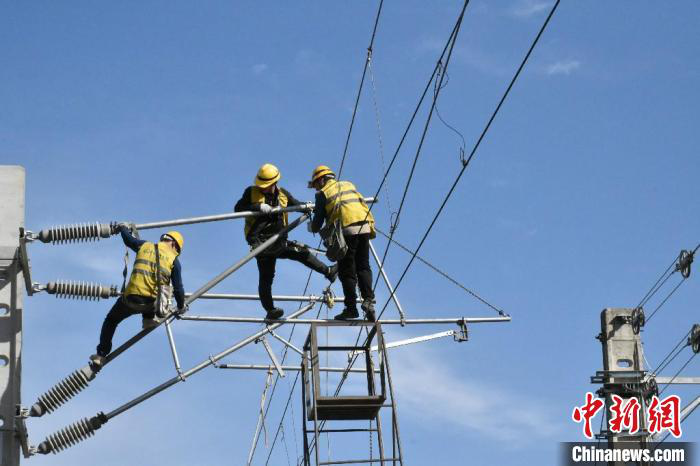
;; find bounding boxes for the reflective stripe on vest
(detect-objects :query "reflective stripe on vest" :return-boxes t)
[124,241,177,298]
[244,186,289,237]
[321,179,375,237]
[133,259,171,282]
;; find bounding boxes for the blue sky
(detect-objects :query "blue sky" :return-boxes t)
[2,1,700,465]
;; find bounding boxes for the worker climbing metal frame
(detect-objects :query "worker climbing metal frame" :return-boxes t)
[10,187,509,461]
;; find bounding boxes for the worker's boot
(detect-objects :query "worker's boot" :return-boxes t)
[142,317,160,330]
[325,264,339,283]
[265,308,284,321]
[361,299,376,322]
[334,307,359,320]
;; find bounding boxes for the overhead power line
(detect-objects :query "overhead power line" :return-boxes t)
[375,0,561,321]
[262,2,386,462]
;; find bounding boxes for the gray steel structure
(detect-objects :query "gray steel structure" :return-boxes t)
[14,164,511,462]
[0,166,26,466]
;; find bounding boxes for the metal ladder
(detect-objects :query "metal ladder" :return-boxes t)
[301,321,404,465]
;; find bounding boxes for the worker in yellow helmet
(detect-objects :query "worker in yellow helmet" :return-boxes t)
[308,165,376,321]
[234,163,338,320]
[90,225,187,367]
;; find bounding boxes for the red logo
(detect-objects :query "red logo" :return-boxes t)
[648,395,682,438]
[572,393,682,438]
[572,392,605,439]
[608,395,641,434]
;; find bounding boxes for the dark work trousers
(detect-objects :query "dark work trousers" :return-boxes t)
[256,240,328,311]
[96,295,155,356]
[339,233,374,310]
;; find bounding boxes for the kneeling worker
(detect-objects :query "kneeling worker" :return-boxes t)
[308,165,376,321]
[234,163,338,320]
[90,225,186,366]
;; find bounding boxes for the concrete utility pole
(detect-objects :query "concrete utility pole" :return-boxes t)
[0,166,25,466]
[593,308,654,466]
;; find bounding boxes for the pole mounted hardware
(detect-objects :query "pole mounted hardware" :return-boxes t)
[689,324,700,354]
[454,319,469,342]
[676,249,694,279]
[630,306,645,335]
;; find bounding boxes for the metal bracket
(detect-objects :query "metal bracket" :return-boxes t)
[258,338,285,378]
[268,329,304,357]
[454,319,469,342]
[21,229,38,243]
[18,228,34,295]
[14,405,32,458]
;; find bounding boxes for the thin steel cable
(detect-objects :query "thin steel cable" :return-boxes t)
[254,274,316,464]
[659,351,696,396]
[652,329,692,375]
[310,2,559,457]
[372,0,468,294]
[312,3,472,425]
[265,3,387,460]
[375,0,561,322]
[636,258,677,310]
[367,50,394,217]
[337,0,385,178]
[375,227,506,315]
[432,66,467,165]
[286,367,300,462]
[265,372,301,465]
[281,426,292,466]
[645,277,686,324]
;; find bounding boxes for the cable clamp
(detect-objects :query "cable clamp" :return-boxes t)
[676,249,694,279]
[630,307,645,335]
[688,324,700,354]
[208,355,220,369]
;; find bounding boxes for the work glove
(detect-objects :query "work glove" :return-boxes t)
[174,304,189,318]
[259,203,273,215]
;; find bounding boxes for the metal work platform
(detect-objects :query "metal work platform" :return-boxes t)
[302,321,403,465]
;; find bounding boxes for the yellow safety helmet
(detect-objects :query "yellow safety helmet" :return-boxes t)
[254,163,281,188]
[162,231,184,253]
[308,165,335,188]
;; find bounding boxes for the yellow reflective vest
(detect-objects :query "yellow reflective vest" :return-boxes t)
[321,179,375,238]
[244,186,288,237]
[124,241,177,298]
